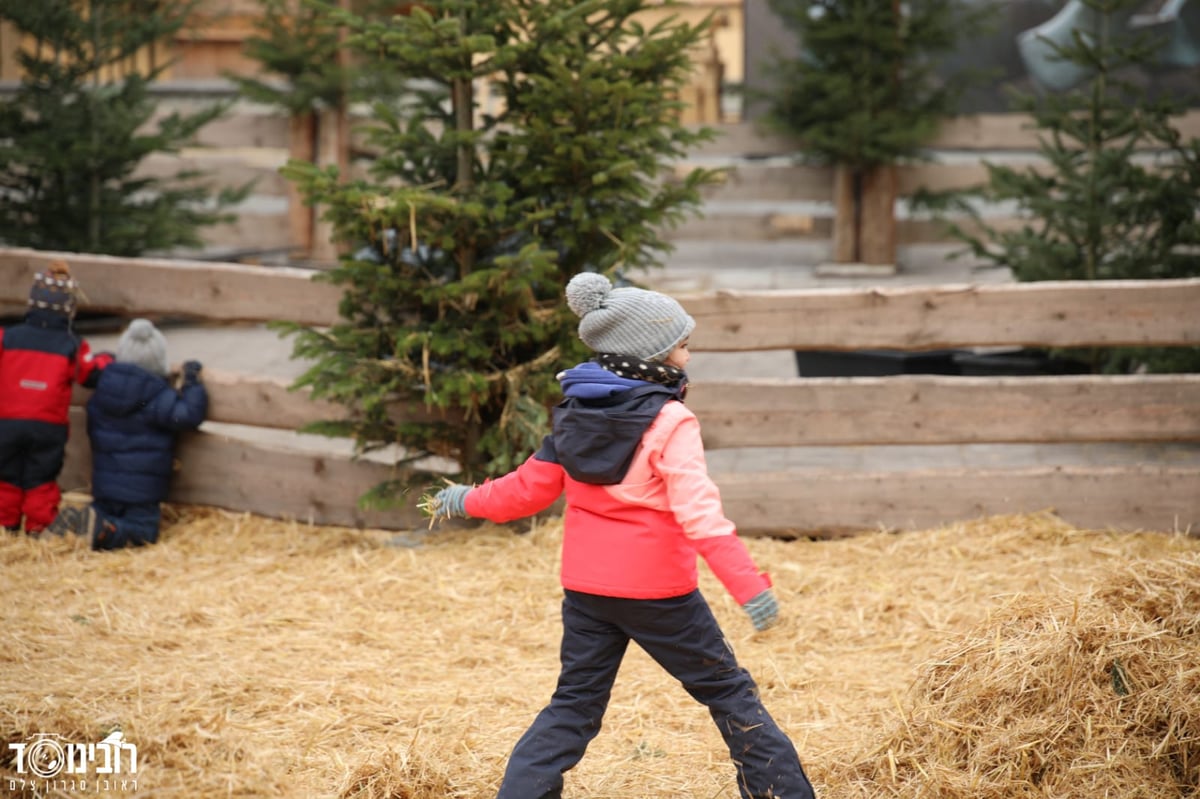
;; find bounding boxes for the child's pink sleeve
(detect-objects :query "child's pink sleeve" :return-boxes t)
[657,407,771,604]
[692,534,772,605]
[465,453,565,523]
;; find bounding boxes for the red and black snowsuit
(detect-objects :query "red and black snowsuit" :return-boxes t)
[0,308,110,532]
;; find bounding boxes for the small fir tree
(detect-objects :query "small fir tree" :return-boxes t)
[229,0,402,116]
[0,0,248,256]
[758,0,992,263]
[276,0,720,501]
[231,0,408,258]
[939,0,1200,372]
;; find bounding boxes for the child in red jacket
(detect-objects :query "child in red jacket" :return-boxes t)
[0,262,111,534]
[426,272,816,799]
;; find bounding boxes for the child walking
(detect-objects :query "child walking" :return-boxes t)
[427,272,816,799]
[51,319,208,549]
[0,262,111,534]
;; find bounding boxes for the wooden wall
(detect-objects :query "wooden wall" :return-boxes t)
[2,246,1197,536]
[672,111,1200,244]
[104,104,1200,263]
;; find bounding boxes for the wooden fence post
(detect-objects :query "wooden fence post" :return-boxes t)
[287,112,316,258]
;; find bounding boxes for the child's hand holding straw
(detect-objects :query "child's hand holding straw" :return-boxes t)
[418,483,472,527]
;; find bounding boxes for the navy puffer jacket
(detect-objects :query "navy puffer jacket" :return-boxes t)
[86,362,208,505]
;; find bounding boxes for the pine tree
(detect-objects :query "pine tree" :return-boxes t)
[758,0,992,264]
[942,0,1200,372]
[231,0,408,258]
[276,0,720,500]
[229,0,402,116]
[0,0,248,256]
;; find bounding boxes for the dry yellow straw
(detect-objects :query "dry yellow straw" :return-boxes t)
[2,508,1196,798]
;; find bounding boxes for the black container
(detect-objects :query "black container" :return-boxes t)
[795,348,1091,377]
[951,349,1091,376]
[794,348,962,377]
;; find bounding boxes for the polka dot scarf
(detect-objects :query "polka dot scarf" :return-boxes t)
[595,352,688,399]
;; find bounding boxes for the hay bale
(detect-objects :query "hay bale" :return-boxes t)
[1098,556,1200,639]
[840,555,1200,798]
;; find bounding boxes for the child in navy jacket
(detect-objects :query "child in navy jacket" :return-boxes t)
[51,319,207,549]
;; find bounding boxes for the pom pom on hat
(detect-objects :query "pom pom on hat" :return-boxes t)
[565,272,695,362]
[117,319,169,378]
[565,272,613,317]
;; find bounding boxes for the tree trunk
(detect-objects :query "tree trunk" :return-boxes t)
[287,112,317,257]
[859,163,897,265]
[832,165,860,263]
[311,0,353,265]
[311,107,350,264]
[452,76,474,191]
[832,164,897,265]
[452,75,475,276]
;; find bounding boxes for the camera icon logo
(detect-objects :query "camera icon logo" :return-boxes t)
[17,733,69,779]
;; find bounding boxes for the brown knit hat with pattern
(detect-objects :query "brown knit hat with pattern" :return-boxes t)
[28,260,79,317]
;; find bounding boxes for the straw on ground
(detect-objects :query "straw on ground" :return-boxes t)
[2,505,1197,798]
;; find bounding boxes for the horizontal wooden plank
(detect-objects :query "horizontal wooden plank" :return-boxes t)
[72,370,1198,450]
[60,409,427,530]
[0,247,339,326]
[933,110,1200,151]
[668,212,834,241]
[138,150,291,196]
[667,210,1024,242]
[694,160,1029,202]
[70,370,332,430]
[59,419,1199,534]
[687,110,1200,157]
[690,374,1200,449]
[684,279,1200,351]
[70,368,464,430]
[6,249,1198,352]
[715,465,1200,536]
[147,104,291,150]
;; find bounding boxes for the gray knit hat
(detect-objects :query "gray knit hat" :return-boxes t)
[565,273,695,362]
[117,319,169,377]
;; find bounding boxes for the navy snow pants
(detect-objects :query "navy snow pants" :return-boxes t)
[495,589,815,799]
[91,499,161,550]
[0,419,67,532]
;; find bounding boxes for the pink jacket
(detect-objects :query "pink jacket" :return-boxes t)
[465,400,771,604]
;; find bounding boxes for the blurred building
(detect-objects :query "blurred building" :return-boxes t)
[0,0,746,123]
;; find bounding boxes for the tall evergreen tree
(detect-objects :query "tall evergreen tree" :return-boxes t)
[940,0,1200,372]
[758,0,992,263]
[0,0,247,256]
[277,0,720,500]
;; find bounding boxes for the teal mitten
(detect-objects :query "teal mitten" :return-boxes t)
[742,589,779,632]
[429,484,472,521]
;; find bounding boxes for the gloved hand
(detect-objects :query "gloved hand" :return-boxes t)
[182,360,203,383]
[742,589,779,632]
[427,484,471,522]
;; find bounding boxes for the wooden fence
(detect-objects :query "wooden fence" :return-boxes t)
[2,246,1198,536]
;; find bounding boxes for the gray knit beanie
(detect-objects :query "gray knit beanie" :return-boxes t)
[116,319,169,377]
[565,273,695,362]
